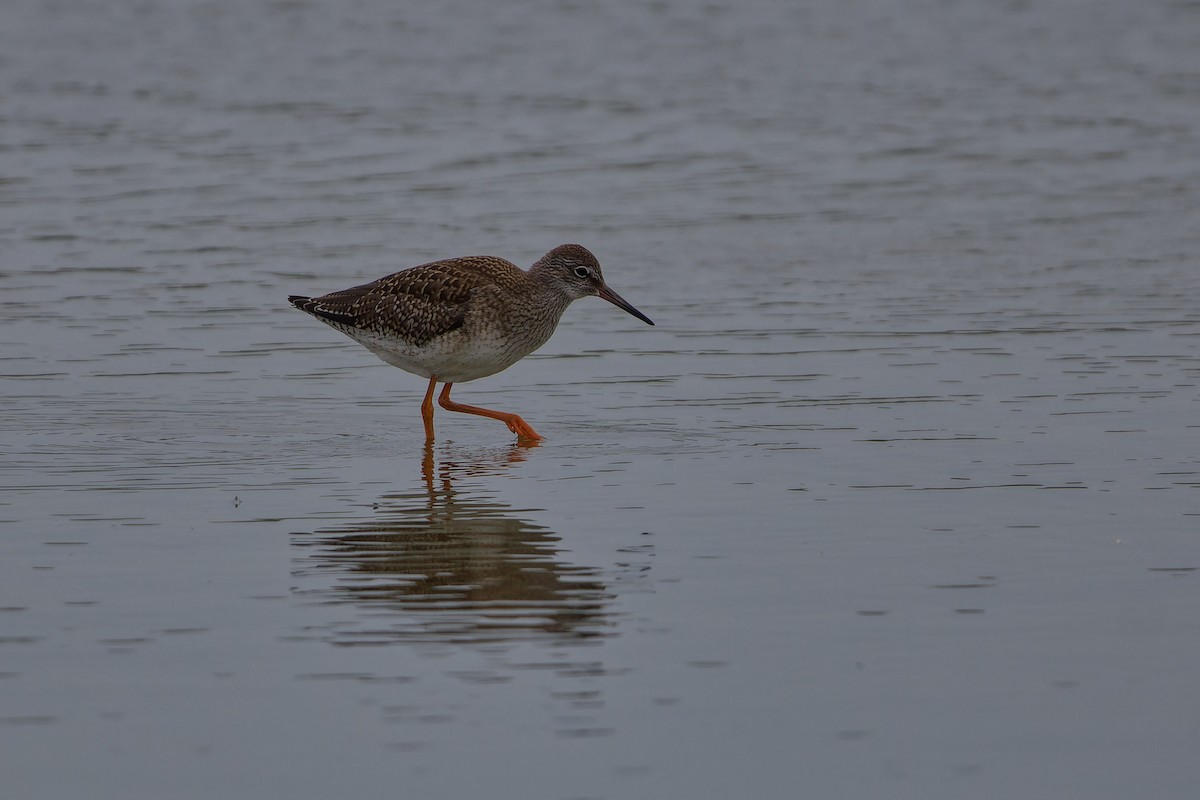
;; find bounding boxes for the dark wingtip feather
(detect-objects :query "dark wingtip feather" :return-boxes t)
[288,294,358,326]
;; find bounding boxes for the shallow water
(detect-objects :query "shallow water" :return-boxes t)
[3,0,1200,797]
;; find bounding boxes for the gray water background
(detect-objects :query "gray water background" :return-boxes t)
[2,0,1199,797]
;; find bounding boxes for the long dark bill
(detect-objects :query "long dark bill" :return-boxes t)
[598,284,655,326]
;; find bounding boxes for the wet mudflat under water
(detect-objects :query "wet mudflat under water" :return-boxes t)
[3,0,1200,798]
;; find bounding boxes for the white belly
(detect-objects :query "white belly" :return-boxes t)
[353,327,540,384]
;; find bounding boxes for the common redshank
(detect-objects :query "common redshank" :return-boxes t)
[288,243,653,441]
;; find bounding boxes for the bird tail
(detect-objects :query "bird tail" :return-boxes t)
[288,295,357,326]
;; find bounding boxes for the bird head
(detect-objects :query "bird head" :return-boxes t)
[536,244,655,326]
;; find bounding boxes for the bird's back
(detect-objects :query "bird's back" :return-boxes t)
[289,255,528,346]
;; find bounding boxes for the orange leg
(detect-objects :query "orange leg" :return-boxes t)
[421,375,438,441]
[437,383,543,441]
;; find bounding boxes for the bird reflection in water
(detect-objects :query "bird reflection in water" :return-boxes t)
[292,443,612,646]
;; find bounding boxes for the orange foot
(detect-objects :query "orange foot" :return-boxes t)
[504,414,543,441]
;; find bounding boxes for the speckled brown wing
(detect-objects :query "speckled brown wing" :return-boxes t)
[290,256,523,346]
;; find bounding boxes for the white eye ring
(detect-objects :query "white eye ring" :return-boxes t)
[573,266,590,278]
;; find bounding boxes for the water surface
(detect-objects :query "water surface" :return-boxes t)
[3,0,1199,798]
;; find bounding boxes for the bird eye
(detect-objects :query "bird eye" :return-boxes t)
[573,266,590,278]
